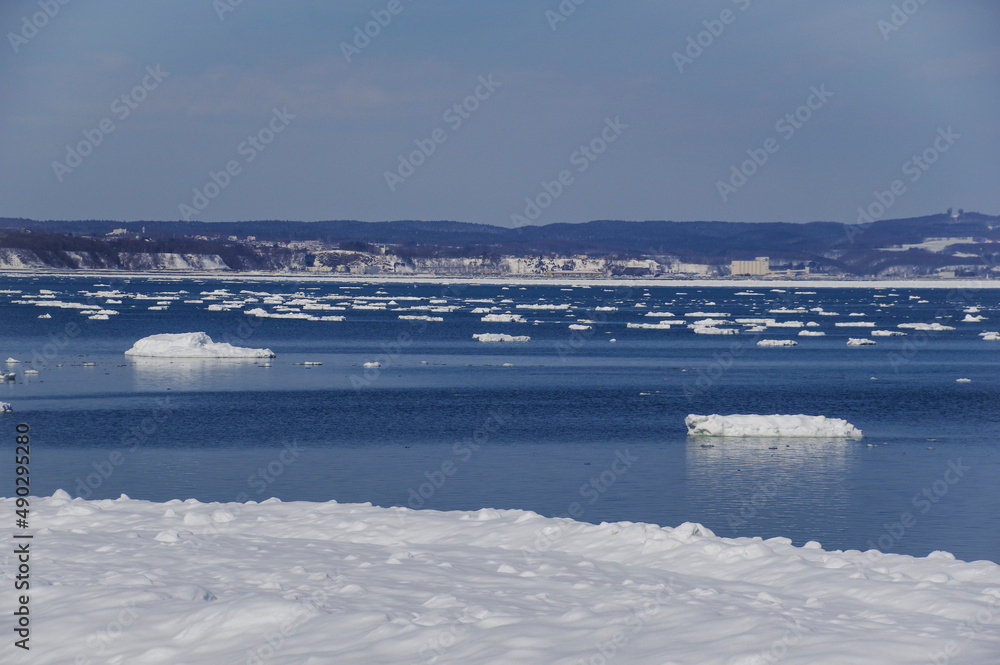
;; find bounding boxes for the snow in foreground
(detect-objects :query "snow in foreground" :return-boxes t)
[124,332,275,358]
[7,492,999,664]
[685,414,863,438]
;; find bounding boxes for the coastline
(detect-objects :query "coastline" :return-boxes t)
[3,268,1000,289]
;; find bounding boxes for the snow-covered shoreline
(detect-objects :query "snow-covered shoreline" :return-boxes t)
[7,492,999,664]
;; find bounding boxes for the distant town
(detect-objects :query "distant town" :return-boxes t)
[1,211,997,279]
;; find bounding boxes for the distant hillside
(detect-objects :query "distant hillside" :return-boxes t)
[0,212,997,277]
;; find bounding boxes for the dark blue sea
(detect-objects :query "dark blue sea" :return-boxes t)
[1,275,998,563]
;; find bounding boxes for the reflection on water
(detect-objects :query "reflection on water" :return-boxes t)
[687,437,852,472]
[686,437,854,541]
[128,357,269,391]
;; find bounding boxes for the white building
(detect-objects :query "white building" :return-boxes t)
[730,256,769,276]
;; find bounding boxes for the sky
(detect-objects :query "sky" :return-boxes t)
[0,0,997,227]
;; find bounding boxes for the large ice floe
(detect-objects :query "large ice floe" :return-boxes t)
[124,332,275,358]
[685,414,863,438]
[9,491,1000,664]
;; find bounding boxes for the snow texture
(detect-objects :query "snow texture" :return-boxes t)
[6,491,999,664]
[685,414,863,438]
[124,332,275,358]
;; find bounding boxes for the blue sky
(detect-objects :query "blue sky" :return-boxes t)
[1,0,997,226]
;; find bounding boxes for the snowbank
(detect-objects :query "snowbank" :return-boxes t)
[685,414,863,438]
[124,332,275,358]
[473,333,530,343]
[6,491,998,665]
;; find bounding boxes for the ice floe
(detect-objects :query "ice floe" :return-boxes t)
[473,333,530,343]
[685,413,862,438]
[124,332,275,358]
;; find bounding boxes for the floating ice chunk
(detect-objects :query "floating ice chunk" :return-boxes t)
[568,324,591,331]
[124,332,275,358]
[847,338,876,346]
[897,323,955,331]
[757,339,797,346]
[798,330,825,336]
[979,331,1000,341]
[473,333,530,343]
[626,322,674,329]
[961,314,986,322]
[37,313,52,319]
[399,315,443,322]
[0,402,11,413]
[363,362,381,368]
[516,303,570,310]
[871,330,906,337]
[5,357,20,364]
[956,378,971,383]
[481,313,525,323]
[693,326,739,335]
[835,321,876,327]
[685,413,862,438]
